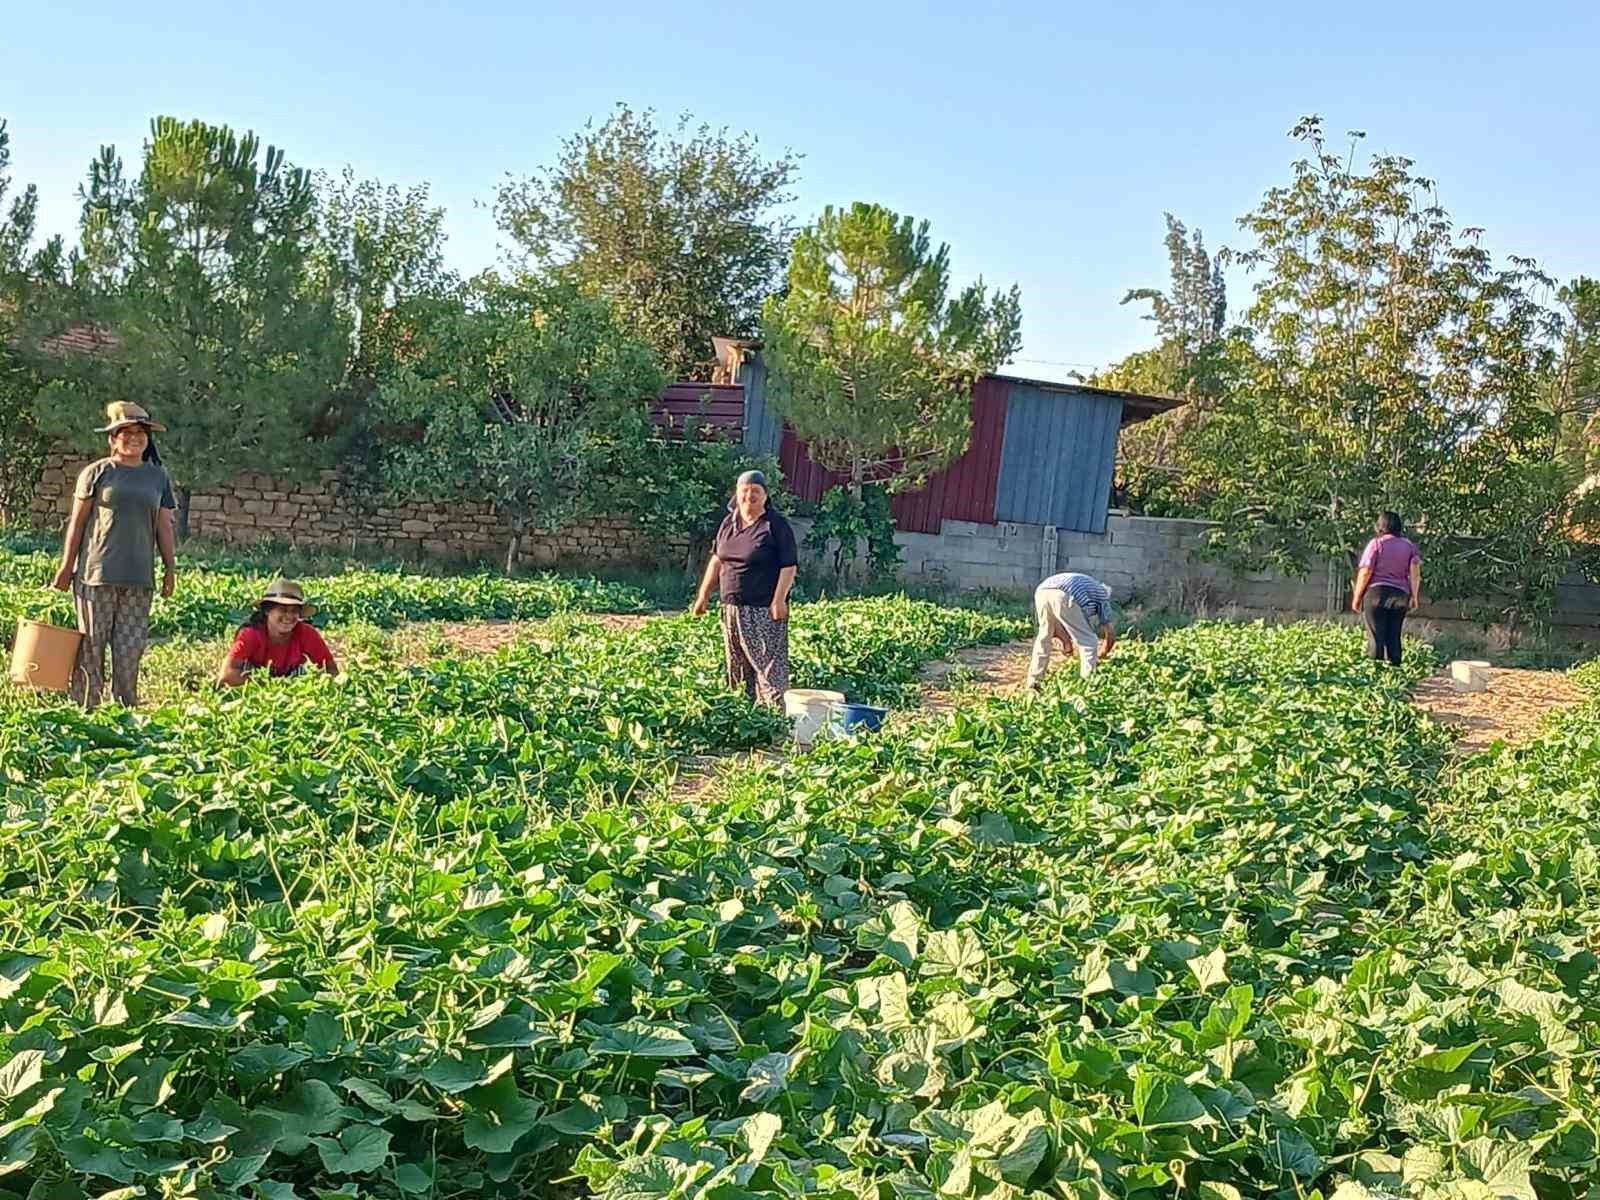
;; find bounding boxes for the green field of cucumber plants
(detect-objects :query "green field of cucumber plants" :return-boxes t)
[1,544,1597,1199]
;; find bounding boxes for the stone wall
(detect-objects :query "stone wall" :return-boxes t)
[29,452,683,569]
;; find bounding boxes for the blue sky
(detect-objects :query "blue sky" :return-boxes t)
[6,0,1597,381]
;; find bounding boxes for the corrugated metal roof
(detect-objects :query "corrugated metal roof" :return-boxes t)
[37,324,121,357]
[993,383,1124,533]
[984,373,1182,426]
[890,377,1007,532]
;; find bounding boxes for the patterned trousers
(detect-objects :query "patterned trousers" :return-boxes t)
[721,604,790,709]
[72,583,154,710]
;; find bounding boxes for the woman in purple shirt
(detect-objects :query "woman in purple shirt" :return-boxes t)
[1350,511,1423,665]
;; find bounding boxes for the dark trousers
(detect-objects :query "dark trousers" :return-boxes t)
[1363,585,1409,665]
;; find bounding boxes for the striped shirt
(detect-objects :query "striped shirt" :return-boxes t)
[1038,572,1116,627]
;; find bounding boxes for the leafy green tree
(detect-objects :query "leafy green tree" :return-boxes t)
[313,169,458,399]
[310,168,463,488]
[1179,117,1586,620]
[369,277,666,572]
[496,105,798,378]
[613,420,781,571]
[763,201,1022,498]
[0,118,64,525]
[1551,276,1600,474]
[1095,214,1230,515]
[31,117,349,535]
[1112,213,1227,394]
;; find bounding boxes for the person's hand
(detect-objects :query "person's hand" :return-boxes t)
[161,567,176,599]
[691,595,709,617]
[1408,595,1421,612]
[1350,597,1362,614]
[49,566,74,592]
[770,596,789,622]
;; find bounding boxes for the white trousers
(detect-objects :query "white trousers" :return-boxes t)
[1027,586,1099,687]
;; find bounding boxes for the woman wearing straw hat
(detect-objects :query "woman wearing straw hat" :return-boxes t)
[49,402,177,709]
[691,469,798,709]
[217,578,339,686]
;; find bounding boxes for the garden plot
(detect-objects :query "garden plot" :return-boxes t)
[0,605,1596,1198]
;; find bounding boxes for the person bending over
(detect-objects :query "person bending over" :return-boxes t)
[1026,570,1117,689]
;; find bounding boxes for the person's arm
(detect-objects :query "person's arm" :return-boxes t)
[1408,557,1423,612]
[217,629,257,687]
[770,565,797,622]
[1351,540,1377,612]
[216,653,251,688]
[692,554,720,616]
[1099,623,1117,660]
[51,496,94,591]
[768,517,799,621]
[156,509,176,598]
[1350,566,1372,613]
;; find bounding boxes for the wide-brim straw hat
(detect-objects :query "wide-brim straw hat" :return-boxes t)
[257,578,317,618]
[96,401,167,433]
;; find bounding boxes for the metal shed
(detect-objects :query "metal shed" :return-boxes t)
[757,367,1182,535]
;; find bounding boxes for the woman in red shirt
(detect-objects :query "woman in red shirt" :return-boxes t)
[217,578,339,686]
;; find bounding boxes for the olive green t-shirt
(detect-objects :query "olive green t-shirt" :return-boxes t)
[73,459,176,588]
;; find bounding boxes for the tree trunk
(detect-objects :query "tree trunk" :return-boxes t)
[176,486,192,542]
[504,526,521,576]
[847,457,869,588]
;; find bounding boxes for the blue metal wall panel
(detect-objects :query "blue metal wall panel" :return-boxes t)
[739,356,782,458]
[993,383,1125,533]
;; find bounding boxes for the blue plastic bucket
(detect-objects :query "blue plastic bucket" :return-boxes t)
[828,702,889,736]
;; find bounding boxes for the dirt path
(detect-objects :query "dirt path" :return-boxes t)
[434,613,659,657]
[1413,666,1585,754]
[917,639,1036,714]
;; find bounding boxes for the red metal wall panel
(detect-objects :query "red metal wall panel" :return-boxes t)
[773,378,1009,535]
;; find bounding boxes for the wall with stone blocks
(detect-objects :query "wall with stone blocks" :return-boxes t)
[29,453,684,569]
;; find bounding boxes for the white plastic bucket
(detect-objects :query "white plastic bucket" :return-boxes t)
[784,688,845,746]
[10,619,84,694]
[1450,659,1491,693]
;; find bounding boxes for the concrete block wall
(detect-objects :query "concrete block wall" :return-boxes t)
[809,510,1597,628]
[849,511,1335,613]
[1061,516,1332,613]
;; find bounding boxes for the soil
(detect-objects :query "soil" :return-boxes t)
[435,613,659,657]
[1412,666,1585,754]
[917,640,1036,714]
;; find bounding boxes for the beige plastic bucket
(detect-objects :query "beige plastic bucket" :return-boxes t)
[784,688,845,747]
[10,619,84,694]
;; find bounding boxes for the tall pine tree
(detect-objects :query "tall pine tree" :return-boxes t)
[33,117,348,535]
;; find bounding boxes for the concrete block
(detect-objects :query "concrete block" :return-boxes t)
[1086,544,1151,564]
[1451,660,1491,692]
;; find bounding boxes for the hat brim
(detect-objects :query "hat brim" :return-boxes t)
[97,419,167,433]
[258,596,316,618]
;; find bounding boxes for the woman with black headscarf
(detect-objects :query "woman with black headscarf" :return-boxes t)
[691,470,798,709]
